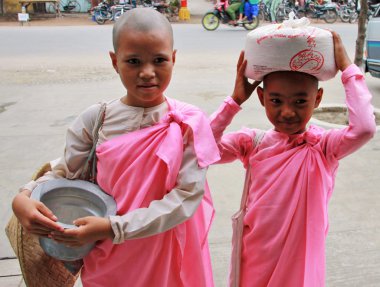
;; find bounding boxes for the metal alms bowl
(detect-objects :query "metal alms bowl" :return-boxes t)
[31,178,117,261]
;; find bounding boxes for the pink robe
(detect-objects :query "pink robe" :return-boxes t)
[210,65,376,287]
[81,98,219,287]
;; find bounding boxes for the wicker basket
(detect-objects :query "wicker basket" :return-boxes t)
[5,163,80,287]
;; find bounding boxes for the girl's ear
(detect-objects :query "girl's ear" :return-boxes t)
[172,49,177,65]
[109,51,119,73]
[314,87,323,108]
[257,86,265,107]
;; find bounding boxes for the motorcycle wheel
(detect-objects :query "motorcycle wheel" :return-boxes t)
[323,10,337,23]
[94,12,106,25]
[202,12,220,31]
[275,9,286,23]
[243,17,259,30]
[349,12,358,24]
[297,10,313,19]
[275,6,295,23]
[114,11,122,22]
[340,11,350,23]
[258,10,264,21]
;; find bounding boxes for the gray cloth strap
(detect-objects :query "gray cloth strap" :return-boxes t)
[80,102,107,183]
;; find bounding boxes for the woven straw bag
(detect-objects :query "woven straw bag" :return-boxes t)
[5,163,80,287]
[5,103,106,287]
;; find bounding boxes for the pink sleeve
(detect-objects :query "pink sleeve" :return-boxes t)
[324,64,376,160]
[210,97,256,164]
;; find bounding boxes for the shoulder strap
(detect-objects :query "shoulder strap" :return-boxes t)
[80,102,107,182]
[239,130,265,210]
[92,102,107,144]
[253,130,265,147]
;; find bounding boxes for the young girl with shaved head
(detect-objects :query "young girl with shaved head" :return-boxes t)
[13,8,218,287]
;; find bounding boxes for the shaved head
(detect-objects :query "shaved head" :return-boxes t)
[112,8,174,52]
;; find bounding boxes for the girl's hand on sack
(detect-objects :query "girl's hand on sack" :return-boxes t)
[49,216,114,247]
[331,31,352,72]
[12,189,64,236]
[232,50,261,106]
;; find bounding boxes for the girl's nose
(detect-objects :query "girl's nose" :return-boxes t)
[139,64,155,80]
[281,105,296,118]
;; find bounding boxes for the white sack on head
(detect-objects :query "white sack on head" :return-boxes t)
[244,17,338,81]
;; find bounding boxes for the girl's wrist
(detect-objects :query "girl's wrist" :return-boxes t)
[19,189,32,197]
[105,218,115,239]
[340,61,352,72]
[232,94,245,106]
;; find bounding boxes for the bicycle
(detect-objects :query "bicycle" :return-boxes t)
[46,0,82,13]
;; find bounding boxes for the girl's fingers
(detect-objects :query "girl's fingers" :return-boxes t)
[49,233,78,242]
[37,202,58,221]
[37,214,64,232]
[29,225,53,234]
[238,60,248,77]
[34,203,64,231]
[237,50,245,70]
[237,51,247,76]
[50,226,80,238]
[73,217,87,227]
[28,229,51,237]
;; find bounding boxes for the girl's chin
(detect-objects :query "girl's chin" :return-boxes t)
[275,127,305,135]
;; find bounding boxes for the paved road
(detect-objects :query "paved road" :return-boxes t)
[0,22,379,286]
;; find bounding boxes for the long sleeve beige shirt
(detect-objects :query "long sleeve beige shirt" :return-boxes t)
[22,98,206,244]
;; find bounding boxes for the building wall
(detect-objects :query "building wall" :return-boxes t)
[3,0,91,14]
[4,0,20,13]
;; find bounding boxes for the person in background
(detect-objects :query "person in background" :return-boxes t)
[238,0,260,23]
[226,0,244,25]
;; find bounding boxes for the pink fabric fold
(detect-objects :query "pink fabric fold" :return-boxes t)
[163,98,221,168]
[81,97,217,287]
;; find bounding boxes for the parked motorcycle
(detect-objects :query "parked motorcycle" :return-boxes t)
[297,0,338,23]
[333,0,357,23]
[152,1,179,21]
[275,0,301,23]
[347,1,379,23]
[202,2,259,31]
[142,0,179,21]
[367,2,380,19]
[258,1,272,22]
[93,1,133,25]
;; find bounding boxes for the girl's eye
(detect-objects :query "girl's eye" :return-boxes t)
[270,99,281,104]
[154,57,168,64]
[296,99,307,104]
[127,59,140,64]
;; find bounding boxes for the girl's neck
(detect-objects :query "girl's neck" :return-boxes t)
[120,95,166,108]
